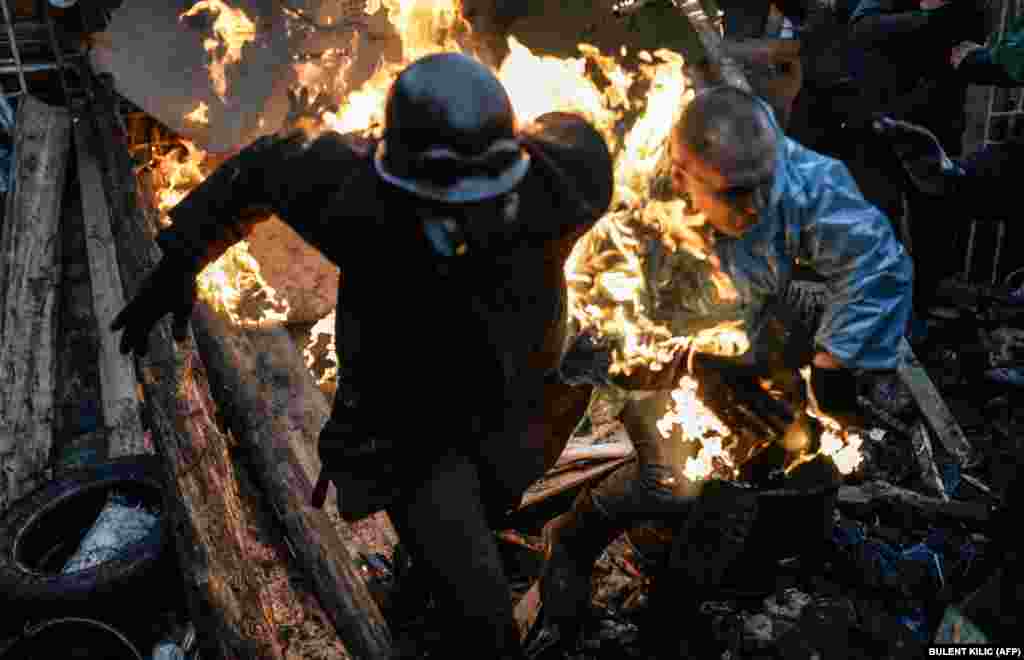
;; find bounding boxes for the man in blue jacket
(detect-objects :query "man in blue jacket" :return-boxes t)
[539,85,914,647]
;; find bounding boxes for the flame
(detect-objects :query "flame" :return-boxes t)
[658,375,736,481]
[304,310,338,388]
[156,0,766,451]
[499,38,628,149]
[148,141,289,326]
[787,367,865,475]
[185,101,210,125]
[181,0,257,102]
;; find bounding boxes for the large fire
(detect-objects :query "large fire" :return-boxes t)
[152,0,862,481]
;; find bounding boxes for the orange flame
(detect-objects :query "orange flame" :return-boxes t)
[181,0,257,101]
[185,101,210,125]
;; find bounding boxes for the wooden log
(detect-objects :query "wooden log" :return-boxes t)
[837,481,993,527]
[74,118,147,459]
[0,95,71,514]
[190,303,394,660]
[80,94,285,660]
[898,338,972,465]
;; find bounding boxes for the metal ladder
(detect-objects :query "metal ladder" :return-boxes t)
[964,0,1023,287]
[0,0,89,102]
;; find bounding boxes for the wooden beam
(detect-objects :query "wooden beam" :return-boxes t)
[81,92,285,660]
[898,338,972,465]
[0,95,71,514]
[74,118,147,459]
[190,303,394,660]
[837,481,992,526]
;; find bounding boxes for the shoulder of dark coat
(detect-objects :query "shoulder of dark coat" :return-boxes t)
[521,112,615,217]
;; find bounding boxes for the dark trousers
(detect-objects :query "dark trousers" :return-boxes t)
[590,390,701,523]
[374,380,589,658]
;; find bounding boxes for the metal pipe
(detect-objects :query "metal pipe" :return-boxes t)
[0,57,78,74]
[0,0,27,95]
[963,220,977,281]
[992,220,1006,286]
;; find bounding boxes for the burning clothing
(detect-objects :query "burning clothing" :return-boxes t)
[579,105,914,373]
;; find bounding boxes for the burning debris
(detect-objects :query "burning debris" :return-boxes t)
[180,0,257,102]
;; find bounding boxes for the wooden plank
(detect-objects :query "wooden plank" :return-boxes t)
[837,481,992,526]
[83,93,284,660]
[0,95,71,513]
[74,119,147,459]
[191,303,394,660]
[898,337,972,465]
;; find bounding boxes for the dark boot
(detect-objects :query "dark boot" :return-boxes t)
[537,486,623,643]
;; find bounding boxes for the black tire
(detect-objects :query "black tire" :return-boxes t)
[0,456,170,624]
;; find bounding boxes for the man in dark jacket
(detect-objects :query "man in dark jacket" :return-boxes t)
[110,52,614,659]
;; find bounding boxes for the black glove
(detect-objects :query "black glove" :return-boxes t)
[316,410,402,520]
[872,115,963,196]
[110,256,197,357]
[809,364,860,422]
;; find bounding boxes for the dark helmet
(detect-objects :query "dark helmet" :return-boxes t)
[374,52,530,203]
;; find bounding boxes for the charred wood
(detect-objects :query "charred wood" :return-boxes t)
[83,90,286,660]
[898,338,973,465]
[74,117,147,458]
[0,95,71,513]
[190,303,394,660]
[837,481,993,527]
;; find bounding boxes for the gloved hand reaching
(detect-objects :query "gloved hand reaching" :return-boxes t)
[872,115,963,196]
[110,256,197,357]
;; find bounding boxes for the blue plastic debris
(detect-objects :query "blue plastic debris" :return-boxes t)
[898,607,928,642]
[940,463,961,497]
[78,399,100,434]
[901,542,945,590]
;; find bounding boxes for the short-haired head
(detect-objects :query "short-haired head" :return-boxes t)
[672,86,778,178]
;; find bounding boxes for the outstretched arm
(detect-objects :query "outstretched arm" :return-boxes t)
[112,129,367,356]
[798,154,914,373]
[160,129,368,271]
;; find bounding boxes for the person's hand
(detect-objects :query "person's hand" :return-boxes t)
[872,115,957,196]
[951,41,984,69]
[110,257,197,357]
[285,86,337,132]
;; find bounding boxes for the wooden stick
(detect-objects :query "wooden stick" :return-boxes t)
[190,304,394,660]
[910,421,949,502]
[837,481,992,526]
[82,92,285,660]
[898,338,972,465]
[74,118,148,459]
[0,95,71,514]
